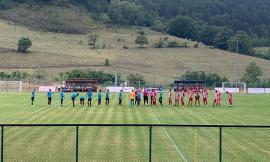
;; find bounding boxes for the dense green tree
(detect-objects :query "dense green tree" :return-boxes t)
[64,70,116,83]
[198,25,220,45]
[139,0,270,39]
[182,71,228,87]
[135,34,148,48]
[228,31,254,55]
[167,16,194,39]
[241,62,263,86]
[127,73,146,85]
[17,37,32,53]
[108,0,144,25]
[0,71,29,80]
[213,27,234,50]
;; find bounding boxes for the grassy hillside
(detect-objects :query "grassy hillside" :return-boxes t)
[1,6,270,82]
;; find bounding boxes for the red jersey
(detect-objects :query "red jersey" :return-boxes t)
[143,89,148,96]
[203,91,208,99]
[168,92,172,99]
[228,93,232,100]
[188,91,193,99]
[175,92,180,100]
[214,92,218,100]
[180,91,185,99]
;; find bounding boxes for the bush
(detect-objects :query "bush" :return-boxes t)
[17,37,32,53]
[163,37,169,41]
[154,40,164,48]
[127,74,146,85]
[181,71,228,87]
[183,42,188,48]
[167,41,179,48]
[137,31,145,35]
[135,34,148,48]
[194,43,199,48]
[123,45,129,49]
[105,59,109,66]
[88,34,98,49]
[0,71,29,80]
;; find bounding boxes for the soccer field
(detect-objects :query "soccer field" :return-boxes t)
[0,92,269,161]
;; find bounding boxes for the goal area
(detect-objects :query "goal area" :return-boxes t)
[0,81,23,92]
[222,82,246,93]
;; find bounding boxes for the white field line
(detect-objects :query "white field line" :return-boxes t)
[152,111,188,162]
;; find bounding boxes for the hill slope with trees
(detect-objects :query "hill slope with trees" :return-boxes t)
[1,0,270,60]
[1,0,270,83]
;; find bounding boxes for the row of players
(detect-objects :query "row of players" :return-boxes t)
[30,88,233,107]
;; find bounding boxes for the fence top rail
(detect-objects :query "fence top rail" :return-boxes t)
[0,124,270,128]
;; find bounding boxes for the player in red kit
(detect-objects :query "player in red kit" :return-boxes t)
[175,89,180,106]
[152,89,157,106]
[188,89,194,107]
[180,89,185,107]
[217,91,221,106]
[202,89,208,106]
[195,91,201,107]
[213,90,218,107]
[226,91,233,107]
[150,89,154,106]
[168,89,173,106]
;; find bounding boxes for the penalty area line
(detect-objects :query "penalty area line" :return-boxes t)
[152,110,188,162]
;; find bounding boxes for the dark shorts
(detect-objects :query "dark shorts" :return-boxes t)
[48,97,52,101]
[31,97,34,101]
[80,99,84,102]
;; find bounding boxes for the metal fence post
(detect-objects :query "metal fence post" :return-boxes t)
[76,126,79,162]
[149,126,152,162]
[219,127,222,162]
[1,126,4,162]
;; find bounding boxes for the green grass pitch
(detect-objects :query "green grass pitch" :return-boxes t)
[0,92,269,161]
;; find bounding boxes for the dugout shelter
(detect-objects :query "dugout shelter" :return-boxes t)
[173,80,206,91]
[63,79,98,92]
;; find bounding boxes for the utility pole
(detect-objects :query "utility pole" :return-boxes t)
[114,73,118,87]
[185,64,187,80]
[236,37,239,82]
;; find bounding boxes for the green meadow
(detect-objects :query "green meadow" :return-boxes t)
[0,92,269,161]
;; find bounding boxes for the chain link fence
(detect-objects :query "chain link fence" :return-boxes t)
[0,124,269,162]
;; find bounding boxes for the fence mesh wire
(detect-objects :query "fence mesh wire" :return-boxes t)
[4,126,76,162]
[0,127,2,162]
[0,126,269,162]
[78,126,149,162]
[152,127,219,162]
[222,128,270,162]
